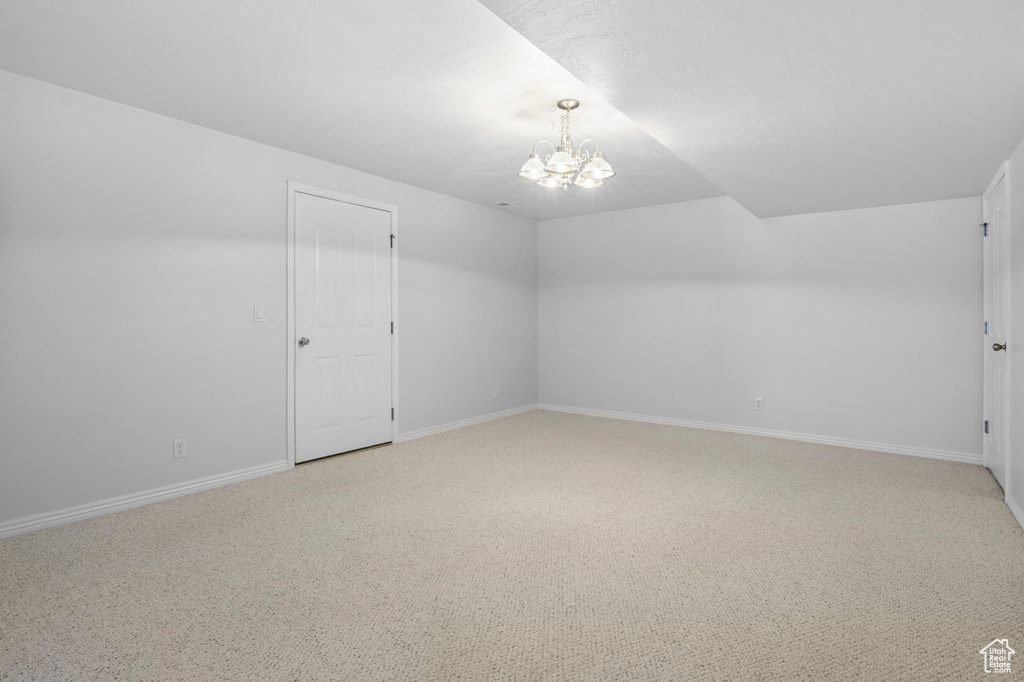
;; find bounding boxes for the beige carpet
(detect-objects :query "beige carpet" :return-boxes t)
[1,410,1022,681]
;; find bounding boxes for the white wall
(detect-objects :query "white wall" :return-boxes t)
[539,196,982,459]
[1007,137,1024,524]
[0,71,538,530]
[0,67,998,535]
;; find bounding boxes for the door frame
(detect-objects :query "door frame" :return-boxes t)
[982,162,1010,489]
[285,181,399,469]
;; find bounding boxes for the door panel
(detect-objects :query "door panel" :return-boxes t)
[353,354,377,423]
[983,173,1009,490]
[354,225,377,329]
[296,192,392,463]
[316,356,342,431]
[316,225,342,329]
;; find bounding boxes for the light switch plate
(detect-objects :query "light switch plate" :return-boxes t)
[254,305,264,323]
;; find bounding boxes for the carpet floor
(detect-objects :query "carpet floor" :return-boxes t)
[1,410,1022,681]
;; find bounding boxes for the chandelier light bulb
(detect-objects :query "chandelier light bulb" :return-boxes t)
[580,151,615,181]
[544,147,577,174]
[574,175,605,189]
[538,175,567,189]
[518,154,549,180]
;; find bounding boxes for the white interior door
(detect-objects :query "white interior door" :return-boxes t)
[295,191,393,463]
[983,170,1009,490]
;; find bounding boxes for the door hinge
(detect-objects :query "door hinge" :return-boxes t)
[985,321,989,335]
[391,407,395,421]
[390,234,395,248]
[982,222,989,236]
[985,420,989,434]
[391,321,394,334]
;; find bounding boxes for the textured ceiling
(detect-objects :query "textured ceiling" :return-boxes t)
[480,0,1024,217]
[0,0,721,221]
[2,1,1022,220]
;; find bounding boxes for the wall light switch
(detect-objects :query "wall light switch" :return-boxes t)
[254,305,265,323]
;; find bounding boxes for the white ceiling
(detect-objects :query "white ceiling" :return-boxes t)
[1,1,1022,220]
[479,0,1024,217]
[0,0,721,221]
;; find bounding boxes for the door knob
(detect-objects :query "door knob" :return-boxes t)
[993,343,1006,352]
[298,337,310,348]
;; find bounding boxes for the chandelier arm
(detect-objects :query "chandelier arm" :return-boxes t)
[576,139,600,155]
[532,139,557,157]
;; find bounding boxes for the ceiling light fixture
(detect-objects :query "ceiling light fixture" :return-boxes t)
[518,99,616,190]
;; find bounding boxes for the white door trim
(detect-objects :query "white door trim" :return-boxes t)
[982,162,1010,490]
[984,161,1009,200]
[286,181,399,469]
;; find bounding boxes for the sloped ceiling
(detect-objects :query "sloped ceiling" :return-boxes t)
[1,0,1023,220]
[479,0,1024,217]
[0,0,720,221]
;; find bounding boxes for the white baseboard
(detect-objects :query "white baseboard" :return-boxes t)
[396,403,539,442]
[1006,493,1024,533]
[0,461,289,539]
[2,406,991,539]
[538,404,983,465]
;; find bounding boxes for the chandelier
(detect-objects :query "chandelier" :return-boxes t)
[518,99,616,190]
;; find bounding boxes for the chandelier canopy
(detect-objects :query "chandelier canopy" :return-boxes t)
[518,99,616,190]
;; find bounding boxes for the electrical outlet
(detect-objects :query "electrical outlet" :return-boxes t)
[173,438,187,459]
[754,398,763,411]
[493,387,499,399]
